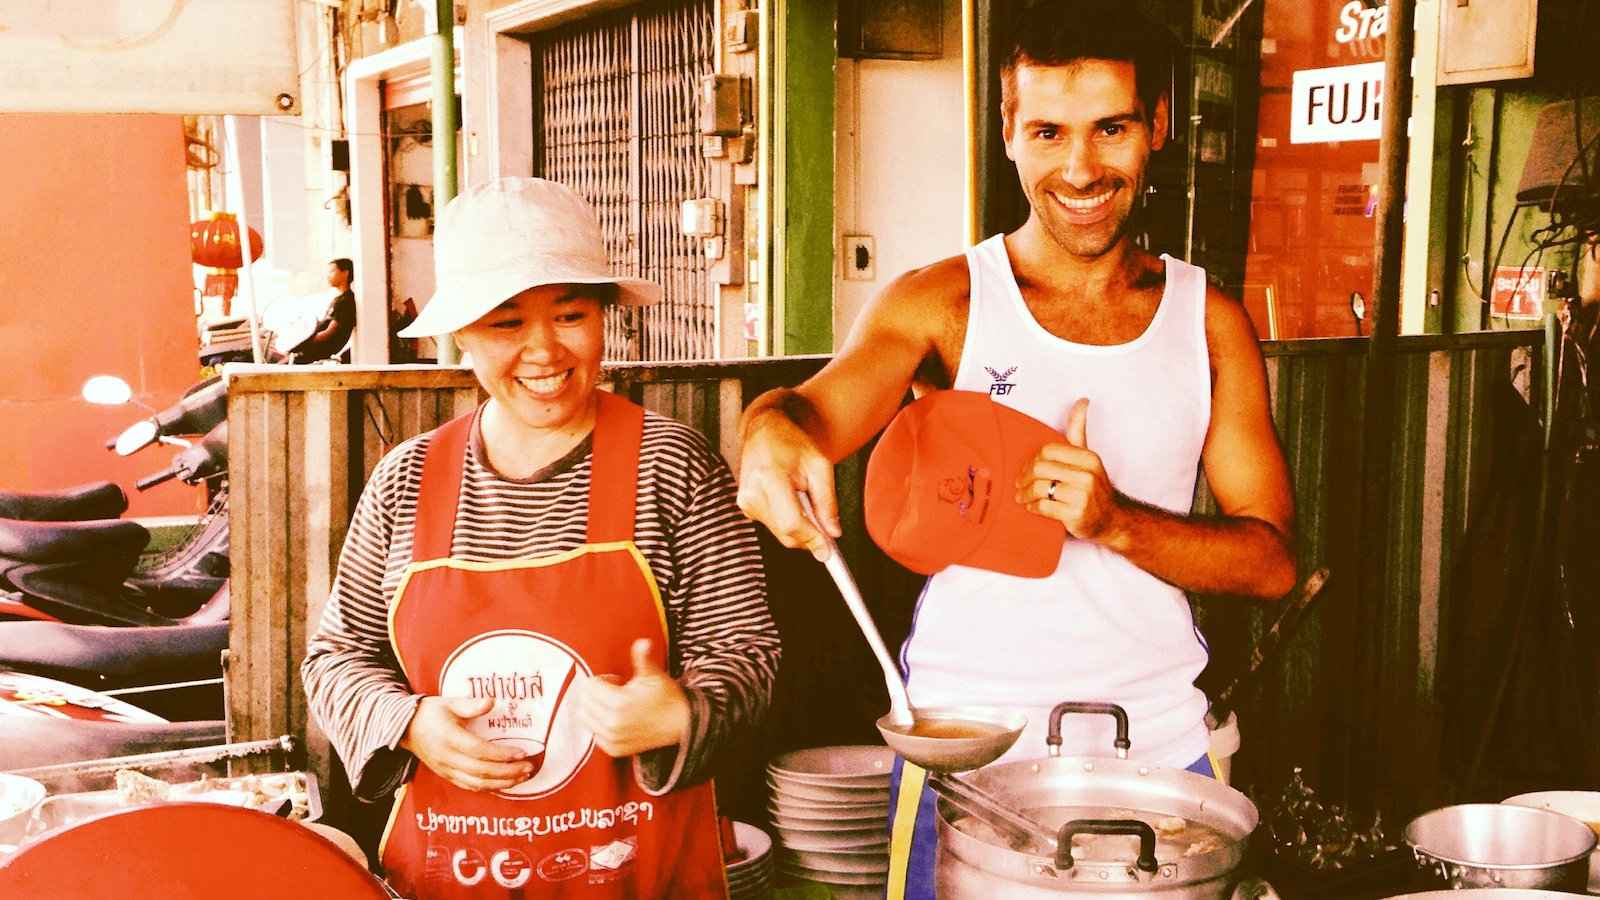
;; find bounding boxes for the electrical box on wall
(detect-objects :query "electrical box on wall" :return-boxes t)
[840,0,943,61]
[699,75,748,137]
[1438,0,1537,85]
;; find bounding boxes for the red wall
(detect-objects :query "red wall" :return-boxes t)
[0,115,205,517]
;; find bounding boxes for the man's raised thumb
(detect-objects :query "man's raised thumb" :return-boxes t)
[446,696,495,719]
[1065,398,1090,448]
[630,638,666,679]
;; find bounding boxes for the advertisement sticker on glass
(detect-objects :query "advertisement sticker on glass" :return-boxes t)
[1492,266,1547,319]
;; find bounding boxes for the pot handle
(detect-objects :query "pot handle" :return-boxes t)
[1047,702,1131,759]
[1055,819,1160,874]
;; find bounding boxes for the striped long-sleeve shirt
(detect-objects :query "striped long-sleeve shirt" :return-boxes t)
[301,409,779,802]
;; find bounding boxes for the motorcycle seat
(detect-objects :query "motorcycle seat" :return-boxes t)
[0,517,148,564]
[0,621,227,682]
[0,482,128,522]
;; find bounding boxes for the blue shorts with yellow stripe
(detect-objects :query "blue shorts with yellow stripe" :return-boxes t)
[882,753,1218,899]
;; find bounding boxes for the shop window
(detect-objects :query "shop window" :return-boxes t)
[983,0,1392,342]
[1233,0,1386,339]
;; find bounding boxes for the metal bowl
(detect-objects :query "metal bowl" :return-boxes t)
[876,706,1027,772]
[765,776,891,805]
[1503,791,1600,894]
[1382,883,1593,890]
[780,846,890,875]
[768,746,894,786]
[768,812,887,833]
[0,773,45,847]
[773,826,888,852]
[767,802,888,824]
[1405,804,1597,891]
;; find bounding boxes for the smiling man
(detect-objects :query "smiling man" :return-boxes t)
[735,3,1295,895]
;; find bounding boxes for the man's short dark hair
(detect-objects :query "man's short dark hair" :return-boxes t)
[1001,0,1176,133]
[331,258,354,277]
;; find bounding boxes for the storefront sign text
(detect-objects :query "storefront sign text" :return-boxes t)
[1291,62,1385,144]
[1334,1,1388,44]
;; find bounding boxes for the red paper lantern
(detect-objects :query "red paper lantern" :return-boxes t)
[190,211,264,269]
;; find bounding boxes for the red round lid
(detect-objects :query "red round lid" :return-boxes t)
[0,803,389,899]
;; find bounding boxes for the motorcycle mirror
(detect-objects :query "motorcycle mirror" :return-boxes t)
[82,375,133,406]
[114,420,160,456]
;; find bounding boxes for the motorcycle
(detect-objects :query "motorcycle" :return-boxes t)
[0,422,229,627]
[0,483,127,523]
[0,376,233,722]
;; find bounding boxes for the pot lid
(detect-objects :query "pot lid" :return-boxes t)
[0,803,389,898]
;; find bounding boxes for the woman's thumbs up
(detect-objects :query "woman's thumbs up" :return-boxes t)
[577,637,691,758]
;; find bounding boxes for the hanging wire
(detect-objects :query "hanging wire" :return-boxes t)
[1483,97,1600,325]
[363,394,396,453]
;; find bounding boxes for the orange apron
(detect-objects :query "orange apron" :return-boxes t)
[379,393,727,899]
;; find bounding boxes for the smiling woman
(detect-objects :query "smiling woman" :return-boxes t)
[302,177,780,900]
[454,286,611,478]
[393,179,659,477]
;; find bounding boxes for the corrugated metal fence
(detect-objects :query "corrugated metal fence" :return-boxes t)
[534,0,717,362]
[224,330,1541,832]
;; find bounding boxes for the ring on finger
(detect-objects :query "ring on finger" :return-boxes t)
[1047,480,1059,501]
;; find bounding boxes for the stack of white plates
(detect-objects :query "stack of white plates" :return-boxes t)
[767,746,894,894]
[726,820,775,900]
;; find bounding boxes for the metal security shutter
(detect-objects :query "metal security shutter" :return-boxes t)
[535,0,716,363]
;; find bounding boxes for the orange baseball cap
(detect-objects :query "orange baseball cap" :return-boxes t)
[864,390,1067,578]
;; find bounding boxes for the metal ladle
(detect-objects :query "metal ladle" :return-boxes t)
[796,493,1026,772]
[796,492,913,726]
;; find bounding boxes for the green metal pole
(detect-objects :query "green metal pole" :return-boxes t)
[432,0,460,366]
[776,0,835,355]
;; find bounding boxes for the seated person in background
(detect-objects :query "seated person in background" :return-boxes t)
[287,258,357,363]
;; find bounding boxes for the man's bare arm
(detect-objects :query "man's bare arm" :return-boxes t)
[737,261,958,553]
[1017,292,1296,599]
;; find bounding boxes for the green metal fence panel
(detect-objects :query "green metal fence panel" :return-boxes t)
[225,329,1541,832]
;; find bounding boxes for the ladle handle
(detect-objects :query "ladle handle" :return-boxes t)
[1047,702,1131,759]
[796,492,914,726]
[928,773,1058,853]
[1055,819,1159,874]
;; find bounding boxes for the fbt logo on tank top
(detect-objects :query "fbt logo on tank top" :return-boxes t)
[437,629,594,799]
[984,365,1019,396]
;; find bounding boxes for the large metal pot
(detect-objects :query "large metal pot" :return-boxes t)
[935,703,1259,898]
[1405,804,1597,891]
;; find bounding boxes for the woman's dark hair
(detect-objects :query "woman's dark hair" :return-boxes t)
[1000,0,1176,132]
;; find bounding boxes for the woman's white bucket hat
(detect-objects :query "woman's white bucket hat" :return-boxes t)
[398,177,661,338]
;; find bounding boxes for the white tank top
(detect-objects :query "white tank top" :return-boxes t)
[900,235,1213,767]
